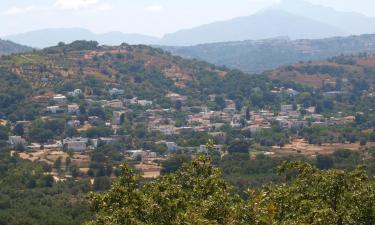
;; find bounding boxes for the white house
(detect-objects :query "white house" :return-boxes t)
[53,94,67,104]
[67,89,82,97]
[67,104,79,114]
[47,106,60,114]
[127,150,157,160]
[166,92,187,102]
[198,144,223,153]
[9,136,26,146]
[281,104,294,112]
[106,100,124,109]
[109,88,125,96]
[138,100,153,107]
[63,138,88,152]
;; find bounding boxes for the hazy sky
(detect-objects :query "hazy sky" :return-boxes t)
[1,0,375,37]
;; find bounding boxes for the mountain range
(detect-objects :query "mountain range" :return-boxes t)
[2,28,159,49]
[3,0,375,48]
[163,34,375,73]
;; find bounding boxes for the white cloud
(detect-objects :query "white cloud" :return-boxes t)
[3,6,38,15]
[2,0,111,16]
[93,3,112,12]
[54,0,99,10]
[145,5,163,13]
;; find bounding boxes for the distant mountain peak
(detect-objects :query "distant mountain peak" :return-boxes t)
[274,0,375,35]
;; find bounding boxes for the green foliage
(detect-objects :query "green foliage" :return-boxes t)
[228,140,250,154]
[86,126,113,138]
[0,149,92,225]
[46,40,99,52]
[0,70,32,120]
[28,119,66,143]
[161,154,191,175]
[87,156,246,225]
[88,157,375,225]
[268,161,375,224]
[0,126,9,141]
[13,123,24,136]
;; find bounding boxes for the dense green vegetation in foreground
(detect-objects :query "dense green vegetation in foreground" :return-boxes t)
[87,155,375,225]
[2,142,375,224]
[162,146,375,194]
[0,149,92,225]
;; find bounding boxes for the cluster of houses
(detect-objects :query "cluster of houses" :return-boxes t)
[147,92,357,138]
[46,88,154,115]
[7,86,359,164]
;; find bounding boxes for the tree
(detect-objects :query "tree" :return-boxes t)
[28,128,54,143]
[161,154,191,174]
[54,157,62,171]
[265,161,375,224]
[245,107,251,121]
[13,123,24,136]
[15,143,25,152]
[214,96,226,111]
[87,157,375,225]
[44,175,54,187]
[316,154,334,170]
[69,165,81,178]
[87,156,247,225]
[66,127,78,138]
[228,140,250,154]
[175,100,182,111]
[0,129,8,141]
[93,177,111,191]
[235,99,243,112]
[120,113,125,125]
[88,106,106,119]
[79,105,87,114]
[65,157,71,170]
[86,126,113,138]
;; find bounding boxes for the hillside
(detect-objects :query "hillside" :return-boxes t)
[268,54,375,90]
[0,39,32,55]
[164,34,375,73]
[0,41,276,119]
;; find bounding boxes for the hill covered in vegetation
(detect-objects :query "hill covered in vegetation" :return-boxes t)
[0,40,279,121]
[0,39,32,55]
[164,34,375,73]
[268,53,375,90]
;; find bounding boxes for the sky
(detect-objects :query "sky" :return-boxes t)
[1,0,375,37]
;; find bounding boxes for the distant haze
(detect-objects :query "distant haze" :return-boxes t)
[2,0,375,47]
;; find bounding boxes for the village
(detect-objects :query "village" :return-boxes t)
[5,85,364,181]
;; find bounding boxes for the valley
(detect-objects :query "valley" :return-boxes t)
[1,0,375,223]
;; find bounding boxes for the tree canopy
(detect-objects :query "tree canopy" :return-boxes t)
[87,156,375,225]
